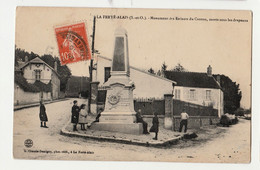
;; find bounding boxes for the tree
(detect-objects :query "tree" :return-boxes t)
[148,67,155,74]
[172,63,187,72]
[213,74,242,114]
[15,47,38,66]
[161,62,167,73]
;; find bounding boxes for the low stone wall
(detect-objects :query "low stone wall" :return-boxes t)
[172,116,219,131]
[142,115,219,131]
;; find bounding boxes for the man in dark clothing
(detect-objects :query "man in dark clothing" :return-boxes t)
[39,101,48,128]
[71,100,80,131]
[150,112,159,140]
[94,108,103,123]
[136,109,149,134]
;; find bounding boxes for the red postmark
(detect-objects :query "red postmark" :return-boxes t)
[55,23,91,65]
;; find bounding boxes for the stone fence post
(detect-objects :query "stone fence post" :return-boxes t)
[90,81,100,115]
[164,94,173,129]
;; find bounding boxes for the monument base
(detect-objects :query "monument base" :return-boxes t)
[90,122,143,135]
[99,112,136,123]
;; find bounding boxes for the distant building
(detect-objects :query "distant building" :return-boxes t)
[14,56,60,105]
[164,65,224,117]
[93,55,176,99]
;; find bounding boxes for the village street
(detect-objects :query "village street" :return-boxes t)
[13,98,250,163]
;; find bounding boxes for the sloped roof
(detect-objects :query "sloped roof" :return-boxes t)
[18,57,60,77]
[97,55,176,84]
[15,74,40,92]
[29,57,46,64]
[15,74,52,92]
[164,71,221,89]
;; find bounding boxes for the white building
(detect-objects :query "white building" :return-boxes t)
[14,57,60,105]
[93,55,176,99]
[164,66,224,117]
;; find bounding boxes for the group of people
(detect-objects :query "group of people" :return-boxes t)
[136,108,190,140]
[71,100,88,131]
[71,100,103,131]
[136,109,159,140]
[38,100,189,140]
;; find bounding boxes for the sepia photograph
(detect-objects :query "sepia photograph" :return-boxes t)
[13,7,252,163]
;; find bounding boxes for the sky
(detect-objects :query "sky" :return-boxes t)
[15,7,252,109]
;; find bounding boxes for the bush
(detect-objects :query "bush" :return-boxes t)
[219,115,231,127]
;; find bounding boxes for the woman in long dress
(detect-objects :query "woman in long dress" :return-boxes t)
[39,101,48,128]
[149,112,159,140]
[78,104,88,130]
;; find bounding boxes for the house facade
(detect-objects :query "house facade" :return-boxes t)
[14,57,60,105]
[165,66,224,117]
[93,55,176,99]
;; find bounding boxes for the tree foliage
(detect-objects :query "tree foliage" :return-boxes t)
[161,62,168,75]
[148,67,155,74]
[213,74,242,114]
[15,47,71,92]
[172,63,187,72]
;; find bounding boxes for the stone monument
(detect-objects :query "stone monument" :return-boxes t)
[90,27,143,134]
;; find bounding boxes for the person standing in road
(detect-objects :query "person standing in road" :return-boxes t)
[39,101,48,128]
[71,100,80,131]
[149,112,159,140]
[179,108,189,133]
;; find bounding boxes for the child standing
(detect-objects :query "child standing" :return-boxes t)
[78,104,88,130]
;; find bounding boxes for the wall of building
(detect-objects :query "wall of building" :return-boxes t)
[131,68,173,99]
[14,83,51,105]
[93,57,174,99]
[174,86,224,116]
[93,57,111,84]
[219,90,224,116]
[23,63,52,84]
[51,73,60,100]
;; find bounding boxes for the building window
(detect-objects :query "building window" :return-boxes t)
[35,70,41,81]
[104,67,111,83]
[189,89,196,100]
[206,90,211,100]
[175,89,181,99]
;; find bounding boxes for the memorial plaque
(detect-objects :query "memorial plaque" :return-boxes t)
[112,37,126,71]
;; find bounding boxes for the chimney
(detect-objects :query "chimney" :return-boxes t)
[25,55,29,62]
[54,61,57,71]
[207,65,212,76]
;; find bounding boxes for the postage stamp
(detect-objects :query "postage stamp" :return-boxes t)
[55,22,91,65]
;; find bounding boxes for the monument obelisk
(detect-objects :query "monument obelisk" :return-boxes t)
[91,27,142,134]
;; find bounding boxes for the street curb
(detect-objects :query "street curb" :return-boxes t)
[60,121,183,147]
[14,98,69,111]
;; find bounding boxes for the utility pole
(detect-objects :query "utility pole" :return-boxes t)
[88,16,96,114]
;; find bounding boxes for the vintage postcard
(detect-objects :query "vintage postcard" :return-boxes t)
[13,7,252,163]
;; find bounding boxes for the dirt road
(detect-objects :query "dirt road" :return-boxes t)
[13,98,250,163]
